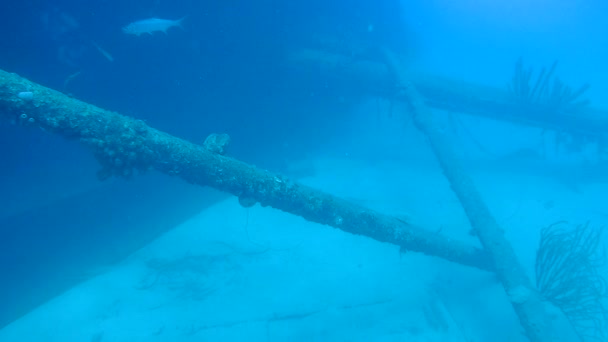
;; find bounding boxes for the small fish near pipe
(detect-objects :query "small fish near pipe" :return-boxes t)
[122,17,186,36]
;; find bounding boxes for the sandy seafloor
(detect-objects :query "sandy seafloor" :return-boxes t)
[1,153,606,342]
[1,112,607,342]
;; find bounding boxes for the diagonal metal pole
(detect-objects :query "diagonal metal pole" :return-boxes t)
[381,49,559,342]
[0,69,492,271]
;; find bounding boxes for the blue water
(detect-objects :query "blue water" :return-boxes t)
[0,1,607,341]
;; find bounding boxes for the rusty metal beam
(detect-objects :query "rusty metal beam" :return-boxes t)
[0,69,492,272]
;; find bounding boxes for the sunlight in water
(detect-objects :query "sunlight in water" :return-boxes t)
[429,0,583,31]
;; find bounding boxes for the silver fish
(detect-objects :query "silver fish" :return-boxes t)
[122,17,186,36]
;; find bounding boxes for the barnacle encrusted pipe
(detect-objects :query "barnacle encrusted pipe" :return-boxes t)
[0,69,492,271]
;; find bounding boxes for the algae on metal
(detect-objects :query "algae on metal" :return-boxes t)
[0,69,492,271]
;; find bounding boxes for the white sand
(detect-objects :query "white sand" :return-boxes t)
[1,150,605,342]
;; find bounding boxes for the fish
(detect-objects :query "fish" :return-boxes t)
[122,17,186,36]
[91,41,114,62]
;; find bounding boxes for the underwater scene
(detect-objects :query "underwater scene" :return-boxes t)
[0,0,607,341]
